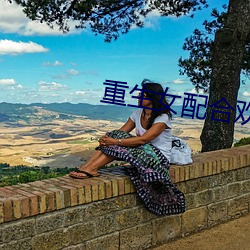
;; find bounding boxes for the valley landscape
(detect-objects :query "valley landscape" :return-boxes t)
[0,102,249,168]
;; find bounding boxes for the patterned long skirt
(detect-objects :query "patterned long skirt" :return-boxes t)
[97,130,185,216]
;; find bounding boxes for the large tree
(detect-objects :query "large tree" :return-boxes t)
[199,0,250,152]
[8,0,250,152]
[179,3,250,152]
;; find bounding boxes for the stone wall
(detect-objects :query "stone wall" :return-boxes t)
[0,145,250,250]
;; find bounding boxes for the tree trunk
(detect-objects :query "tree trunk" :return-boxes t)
[200,0,250,152]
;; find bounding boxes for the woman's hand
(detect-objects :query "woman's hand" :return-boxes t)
[99,135,117,147]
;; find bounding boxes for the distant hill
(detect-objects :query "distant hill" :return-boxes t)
[0,102,188,125]
[31,102,135,121]
[0,102,136,123]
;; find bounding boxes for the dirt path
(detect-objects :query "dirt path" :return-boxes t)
[151,214,250,250]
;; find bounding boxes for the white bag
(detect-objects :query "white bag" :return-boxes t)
[170,136,193,165]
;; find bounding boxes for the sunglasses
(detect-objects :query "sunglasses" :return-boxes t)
[138,92,147,97]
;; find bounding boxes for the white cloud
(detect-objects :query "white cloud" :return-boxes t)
[43,60,63,66]
[242,91,250,97]
[38,81,68,91]
[75,91,86,95]
[17,84,24,89]
[0,78,24,91]
[0,78,16,85]
[172,79,186,85]
[0,0,83,36]
[68,69,80,76]
[0,39,48,55]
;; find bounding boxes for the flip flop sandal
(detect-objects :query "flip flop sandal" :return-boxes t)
[69,169,100,179]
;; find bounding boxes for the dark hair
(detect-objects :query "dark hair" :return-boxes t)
[141,79,172,129]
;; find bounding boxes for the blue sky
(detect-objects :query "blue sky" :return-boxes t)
[0,0,249,105]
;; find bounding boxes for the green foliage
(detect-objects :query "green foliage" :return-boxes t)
[234,137,250,147]
[179,5,250,92]
[8,0,208,42]
[0,164,77,187]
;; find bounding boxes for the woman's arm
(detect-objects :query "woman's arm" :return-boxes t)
[100,122,167,147]
[118,118,135,133]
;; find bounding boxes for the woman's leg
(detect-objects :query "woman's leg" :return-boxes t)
[81,150,103,168]
[70,150,116,178]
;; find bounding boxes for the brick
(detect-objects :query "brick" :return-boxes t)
[1,198,12,222]
[169,167,176,182]
[184,165,190,180]
[116,177,125,195]
[208,201,228,227]
[91,183,99,201]
[12,197,22,220]
[120,222,152,250]
[94,213,118,237]
[130,183,136,193]
[247,153,250,166]
[64,207,85,227]
[245,167,250,179]
[231,155,238,170]
[83,184,92,203]
[239,154,247,168]
[198,163,204,177]
[124,177,131,194]
[84,195,136,219]
[86,232,119,250]
[111,179,119,197]
[195,189,214,207]
[213,185,228,201]
[0,187,16,198]
[228,183,241,198]
[2,219,36,243]
[44,190,56,211]
[185,193,196,210]
[228,195,249,219]
[0,200,4,223]
[221,158,229,172]
[82,179,100,202]
[47,187,64,210]
[194,164,201,178]
[228,156,234,170]
[179,166,185,182]
[56,178,85,205]
[152,214,181,245]
[68,222,96,244]
[103,179,112,198]
[185,178,209,193]
[9,189,38,216]
[31,191,46,214]
[61,185,78,206]
[0,238,32,250]
[235,168,246,181]
[173,166,180,183]
[241,179,250,193]
[21,196,30,218]
[53,186,70,208]
[182,206,207,235]
[212,160,217,175]
[116,207,146,230]
[98,181,105,200]
[208,161,213,175]
[32,229,70,250]
[36,213,64,234]
[202,162,208,176]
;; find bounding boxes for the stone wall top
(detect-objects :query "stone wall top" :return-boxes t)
[0,145,249,225]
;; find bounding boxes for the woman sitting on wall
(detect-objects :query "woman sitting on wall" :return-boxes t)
[69,79,185,216]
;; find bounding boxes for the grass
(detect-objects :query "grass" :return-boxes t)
[0,164,77,187]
